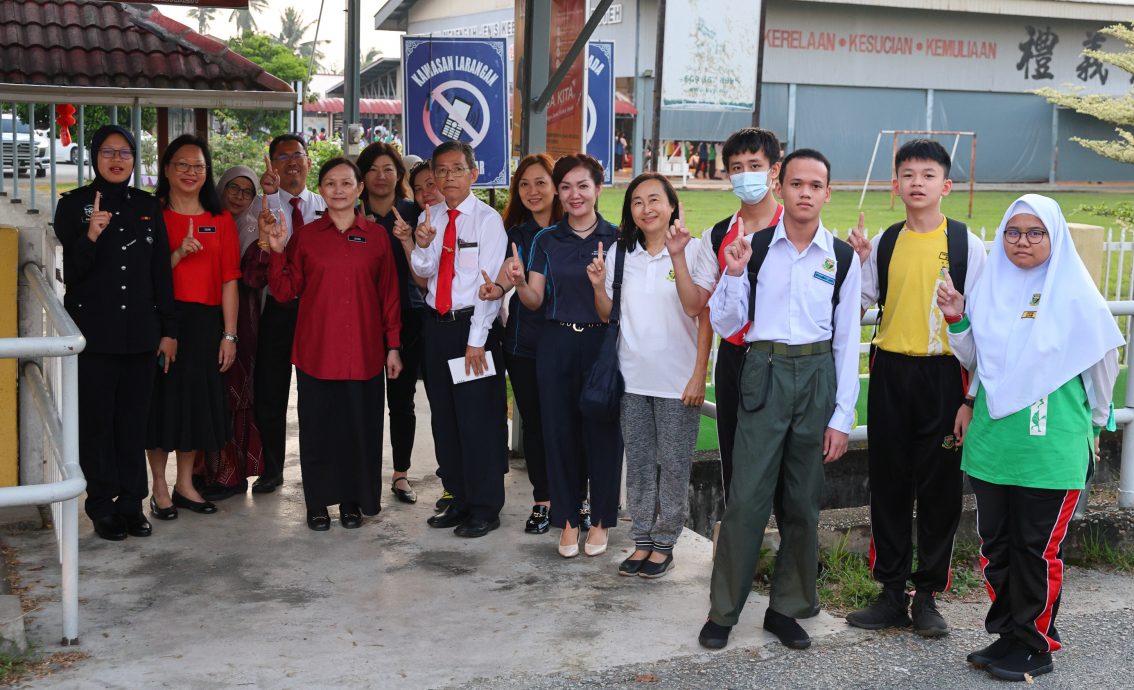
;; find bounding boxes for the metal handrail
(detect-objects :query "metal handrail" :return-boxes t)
[1,259,85,644]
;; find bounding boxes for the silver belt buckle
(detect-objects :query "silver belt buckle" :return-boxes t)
[571,323,584,333]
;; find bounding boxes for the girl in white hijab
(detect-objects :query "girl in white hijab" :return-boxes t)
[937,194,1121,683]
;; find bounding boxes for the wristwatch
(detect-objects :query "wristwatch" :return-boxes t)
[223,332,239,343]
[961,398,974,408]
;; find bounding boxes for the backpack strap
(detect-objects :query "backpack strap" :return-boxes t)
[945,217,969,293]
[609,243,627,325]
[709,214,735,258]
[832,237,854,309]
[874,220,906,310]
[744,229,777,323]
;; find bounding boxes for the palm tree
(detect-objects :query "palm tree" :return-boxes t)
[299,38,331,72]
[229,0,268,35]
[187,7,217,35]
[363,48,382,66]
[278,7,314,51]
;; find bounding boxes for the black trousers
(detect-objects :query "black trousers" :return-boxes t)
[971,476,1081,654]
[714,340,745,498]
[536,324,622,530]
[866,350,965,593]
[386,308,424,473]
[420,311,507,522]
[505,351,549,503]
[254,296,298,479]
[78,352,154,519]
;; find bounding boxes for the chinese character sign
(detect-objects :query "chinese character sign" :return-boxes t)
[402,37,510,188]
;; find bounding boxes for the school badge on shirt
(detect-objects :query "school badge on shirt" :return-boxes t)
[1030,293,1041,306]
[666,269,676,283]
[1029,398,1048,436]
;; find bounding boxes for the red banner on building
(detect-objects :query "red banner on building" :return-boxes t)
[545,0,585,160]
[114,1,250,8]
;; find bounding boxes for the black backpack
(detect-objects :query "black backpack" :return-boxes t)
[875,218,970,310]
[744,229,855,322]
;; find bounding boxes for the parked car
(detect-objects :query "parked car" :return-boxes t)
[35,128,79,164]
[1,114,48,177]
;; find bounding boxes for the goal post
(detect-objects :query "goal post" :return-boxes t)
[859,129,977,219]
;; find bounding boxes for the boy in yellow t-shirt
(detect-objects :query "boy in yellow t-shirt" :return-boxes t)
[846,139,987,637]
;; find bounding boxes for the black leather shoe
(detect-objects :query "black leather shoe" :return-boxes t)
[524,505,550,534]
[454,517,500,538]
[638,553,674,579]
[124,512,152,537]
[202,480,248,502]
[307,507,331,531]
[427,505,468,528]
[763,608,811,650]
[171,490,217,514]
[251,473,283,494]
[699,620,732,649]
[339,503,363,529]
[618,551,650,576]
[435,490,453,512]
[93,515,128,541]
[391,478,417,504]
[149,496,177,521]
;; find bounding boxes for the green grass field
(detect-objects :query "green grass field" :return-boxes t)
[597,188,1134,237]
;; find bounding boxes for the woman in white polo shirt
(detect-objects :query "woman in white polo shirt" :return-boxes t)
[588,172,713,578]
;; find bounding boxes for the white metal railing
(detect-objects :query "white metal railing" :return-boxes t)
[701,301,1134,510]
[0,261,86,645]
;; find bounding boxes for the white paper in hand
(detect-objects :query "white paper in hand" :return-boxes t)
[448,352,497,384]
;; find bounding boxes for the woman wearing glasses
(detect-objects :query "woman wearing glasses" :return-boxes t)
[53,125,177,541]
[194,167,266,501]
[939,195,1122,682]
[146,134,241,520]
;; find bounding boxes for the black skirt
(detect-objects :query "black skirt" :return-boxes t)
[296,369,384,514]
[146,301,230,452]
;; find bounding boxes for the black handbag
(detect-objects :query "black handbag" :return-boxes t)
[579,243,626,421]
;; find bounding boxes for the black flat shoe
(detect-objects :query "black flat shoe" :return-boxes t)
[251,473,283,494]
[763,608,811,650]
[149,496,178,521]
[93,515,128,541]
[202,480,248,502]
[435,490,453,512]
[454,517,500,538]
[427,505,468,528]
[639,553,674,579]
[339,503,363,529]
[619,552,650,576]
[391,478,417,504]
[524,505,550,534]
[124,512,152,537]
[307,507,331,531]
[171,490,217,514]
[699,620,732,650]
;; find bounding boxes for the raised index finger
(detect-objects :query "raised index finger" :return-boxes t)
[392,206,404,223]
[856,211,866,233]
[940,267,955,290]
[264,154,272,172]
[481,269,493,285]
[93,191,101,214]
[677,201,686,226]
[187,218,194,237]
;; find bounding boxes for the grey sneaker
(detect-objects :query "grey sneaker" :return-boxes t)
[911,591,949,638]
[845,588,911,630]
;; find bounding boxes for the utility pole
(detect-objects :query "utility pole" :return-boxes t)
[344,0,362,153]
[752,0,767,126]
[650,0,665,172]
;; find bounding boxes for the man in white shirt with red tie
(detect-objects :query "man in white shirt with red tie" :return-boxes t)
[410,141,509,538]
[247,133,327,494]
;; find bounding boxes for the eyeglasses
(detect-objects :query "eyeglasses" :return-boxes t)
[172,161,207,175]
[98,148,134,160]
[273,152,308,162]
[433,166,469,179]
[1004,229,1048,245]
[224,182,255,200]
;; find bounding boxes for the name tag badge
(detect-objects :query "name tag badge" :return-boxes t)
[347,235,366,243]
[1021,310,1037,319]
[457,240,478,249]
[197,226,217,234]
[813,271,836,286]
[314,209,326,217]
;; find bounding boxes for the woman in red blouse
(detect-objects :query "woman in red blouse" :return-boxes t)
[146,135,240,519]
[266,157,403,531]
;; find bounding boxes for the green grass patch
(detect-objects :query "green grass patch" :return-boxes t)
[1070,526,1134,572]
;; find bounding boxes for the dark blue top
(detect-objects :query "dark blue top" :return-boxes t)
[528,213,618,324]
[504,219,545,358]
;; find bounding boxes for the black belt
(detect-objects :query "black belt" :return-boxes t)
[557,321,606,332]
[747,340,832,357]
[427,306,475,322]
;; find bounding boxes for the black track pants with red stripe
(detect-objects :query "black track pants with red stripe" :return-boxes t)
[866,350,965,593]
[971,476,1080,653]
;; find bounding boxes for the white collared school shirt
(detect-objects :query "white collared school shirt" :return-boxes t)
[708,220,861,433]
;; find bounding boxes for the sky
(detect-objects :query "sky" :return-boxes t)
[158,0,405,75]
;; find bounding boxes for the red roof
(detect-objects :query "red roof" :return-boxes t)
[305,98,401,115]
[0,0,292,94]
[615,92,638,116]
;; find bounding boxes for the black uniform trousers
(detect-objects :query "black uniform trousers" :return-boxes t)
[78,352,155,520]
[536,324,623,530]
[254,296,298,480]
[420,310,507,522]
[386,308,424,473]
[505,351,549,503]
[714,340,745,498]
[971,476,1080,654]
[866,349,965,593]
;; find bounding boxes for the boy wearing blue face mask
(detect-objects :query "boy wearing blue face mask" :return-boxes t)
[845,139,987,637]
[681,128,783,498]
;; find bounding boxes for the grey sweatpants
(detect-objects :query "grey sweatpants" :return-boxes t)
[621,392,701,552]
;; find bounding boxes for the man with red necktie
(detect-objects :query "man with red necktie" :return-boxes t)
[410,141,509,538]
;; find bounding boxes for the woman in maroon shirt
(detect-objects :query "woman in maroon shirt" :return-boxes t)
[266,157,402,531]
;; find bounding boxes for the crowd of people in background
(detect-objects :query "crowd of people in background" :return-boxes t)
[53,122,1116,683]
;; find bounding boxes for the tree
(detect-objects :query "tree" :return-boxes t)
[222,33,310,136]
[229,0,268,36]
[187,7,218,35]
[1035,23,1134,163]
[363,48,382,66]
[278,7,314,51]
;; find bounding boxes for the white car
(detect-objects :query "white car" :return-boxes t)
[1,114,48,177]
[35,129,79,164]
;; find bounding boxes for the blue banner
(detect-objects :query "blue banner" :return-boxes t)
[402,37,510,188]
[585,42,615,185]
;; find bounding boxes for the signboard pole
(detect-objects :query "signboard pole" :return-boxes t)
[649,0,665,173]
[753,0,766,126]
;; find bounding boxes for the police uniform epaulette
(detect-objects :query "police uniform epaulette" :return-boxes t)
[60,187,77,197]
[129,187,155,198]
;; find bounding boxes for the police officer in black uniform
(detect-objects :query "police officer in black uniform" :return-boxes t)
[53,125,178,541]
